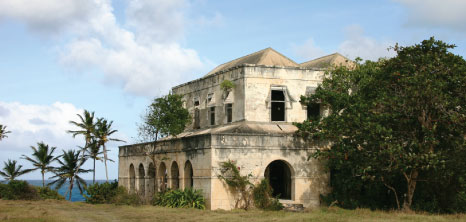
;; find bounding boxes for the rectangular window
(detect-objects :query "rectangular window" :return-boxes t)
[206,93,213,105]
[194,98,200,107]
[226,104,232,123]
[307,103,320,120]
[271,90,285,121]
[210,107,215,125]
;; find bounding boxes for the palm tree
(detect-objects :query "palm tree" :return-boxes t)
[86,139,103,184]
[67,110,95,196]
[0,124,11,141]
[21,142,57,187]
[94,118,125,182]
[49,149,91,200]
[0,159,31,181]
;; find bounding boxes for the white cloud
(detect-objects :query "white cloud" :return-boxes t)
[0,101,126,180]
[338,25,396,61]
[292,38,327,61]
[0,0,97,34]
[0,0,207,97]
[394,0,466,32]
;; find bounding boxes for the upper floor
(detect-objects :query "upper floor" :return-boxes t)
[172,48,352,130]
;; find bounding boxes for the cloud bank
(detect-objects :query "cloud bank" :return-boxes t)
[0,0,209,97]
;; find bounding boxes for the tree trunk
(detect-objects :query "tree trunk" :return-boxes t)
[42,170,45,187]
[68,178,74,201]
[403,169,419,211]
[103,144,109,182]
[93,158,96,184]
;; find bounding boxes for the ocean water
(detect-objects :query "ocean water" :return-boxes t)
[27,180,113,202]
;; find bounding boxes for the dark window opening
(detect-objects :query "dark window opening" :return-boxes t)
[194,100,200,106]
[226,104,232,123]
[264,160,292,200]
[271,90,285,121]
[307,103,320,120]
[210,107,215,125]
[194,108,200,129]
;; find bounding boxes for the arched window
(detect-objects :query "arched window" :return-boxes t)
[158,163,167,192]
[138,163,145,197]
[184,161,193,189]
[148,163,156,198]
[171,162,180,189]
[264,160,293,200]
[129,164,135,193]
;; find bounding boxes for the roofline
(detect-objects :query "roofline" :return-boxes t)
[172,63,325,91]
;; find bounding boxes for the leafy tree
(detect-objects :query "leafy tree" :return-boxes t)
[0,124,11,141]
[21,142,58,187]
[138,94,191,142]
[94,118,124,182]
[295,37,466,211]
[49,149,91,200]
[0,159,32,181]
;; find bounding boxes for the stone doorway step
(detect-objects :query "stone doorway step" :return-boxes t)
[279,199,304,212]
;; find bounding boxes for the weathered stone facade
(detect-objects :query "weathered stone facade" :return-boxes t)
[118,48,352,210]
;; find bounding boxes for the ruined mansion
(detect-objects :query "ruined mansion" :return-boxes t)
[118,48,353,210]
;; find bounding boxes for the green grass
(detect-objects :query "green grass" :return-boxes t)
[0,200,465,222]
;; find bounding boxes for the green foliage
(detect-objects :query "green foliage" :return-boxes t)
[84,181,119,204]
[111,186,143,206]
[295,37,466,212]
[21,142,57,187]
[0,180,38,200]
[152,189,206,209]
[0,124,11,141]
[220,80,235,91]
[0,159,32,181]
[36,186,65,200]
[218,160,254,210]
[138,93,191,142]
[252,179,283,211]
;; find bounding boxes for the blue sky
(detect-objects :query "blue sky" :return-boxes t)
[0,0,465,180]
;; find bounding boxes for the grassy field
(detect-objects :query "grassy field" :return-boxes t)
[0,200,465,222]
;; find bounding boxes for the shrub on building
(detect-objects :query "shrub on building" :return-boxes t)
[152,189,206,209]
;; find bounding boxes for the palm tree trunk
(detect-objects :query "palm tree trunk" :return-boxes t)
[103,144,108,182]
[93,157,96,184]
[68,178,74,201]
[42,171,45,187]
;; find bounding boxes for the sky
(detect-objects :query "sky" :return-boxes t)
[0,0,465,180]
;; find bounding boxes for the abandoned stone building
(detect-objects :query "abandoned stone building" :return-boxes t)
[118,48,353,210]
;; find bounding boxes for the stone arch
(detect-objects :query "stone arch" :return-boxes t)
[184,160,193,189]
[264,159,294,200]
[129,163,135,193]
[138,163,145,197]
[148,162,156,198]
[171,161,180,189]
[158,162,167,192]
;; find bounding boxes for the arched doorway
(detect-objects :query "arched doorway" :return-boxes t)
[129,164,135,193]
[184,161,193,189]
[148,163,156,198]
[264,160,293,200]
[158,162,167,192]
[138,163,145,197]
[171,162,180,189]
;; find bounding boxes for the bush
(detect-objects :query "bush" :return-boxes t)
[152,189,205,209]
[0,180,39,200]
[84,181,119,204]
[84,181,141,205]
[111,186,143,206]
[36,186,64,200]
[252,179,283,211]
